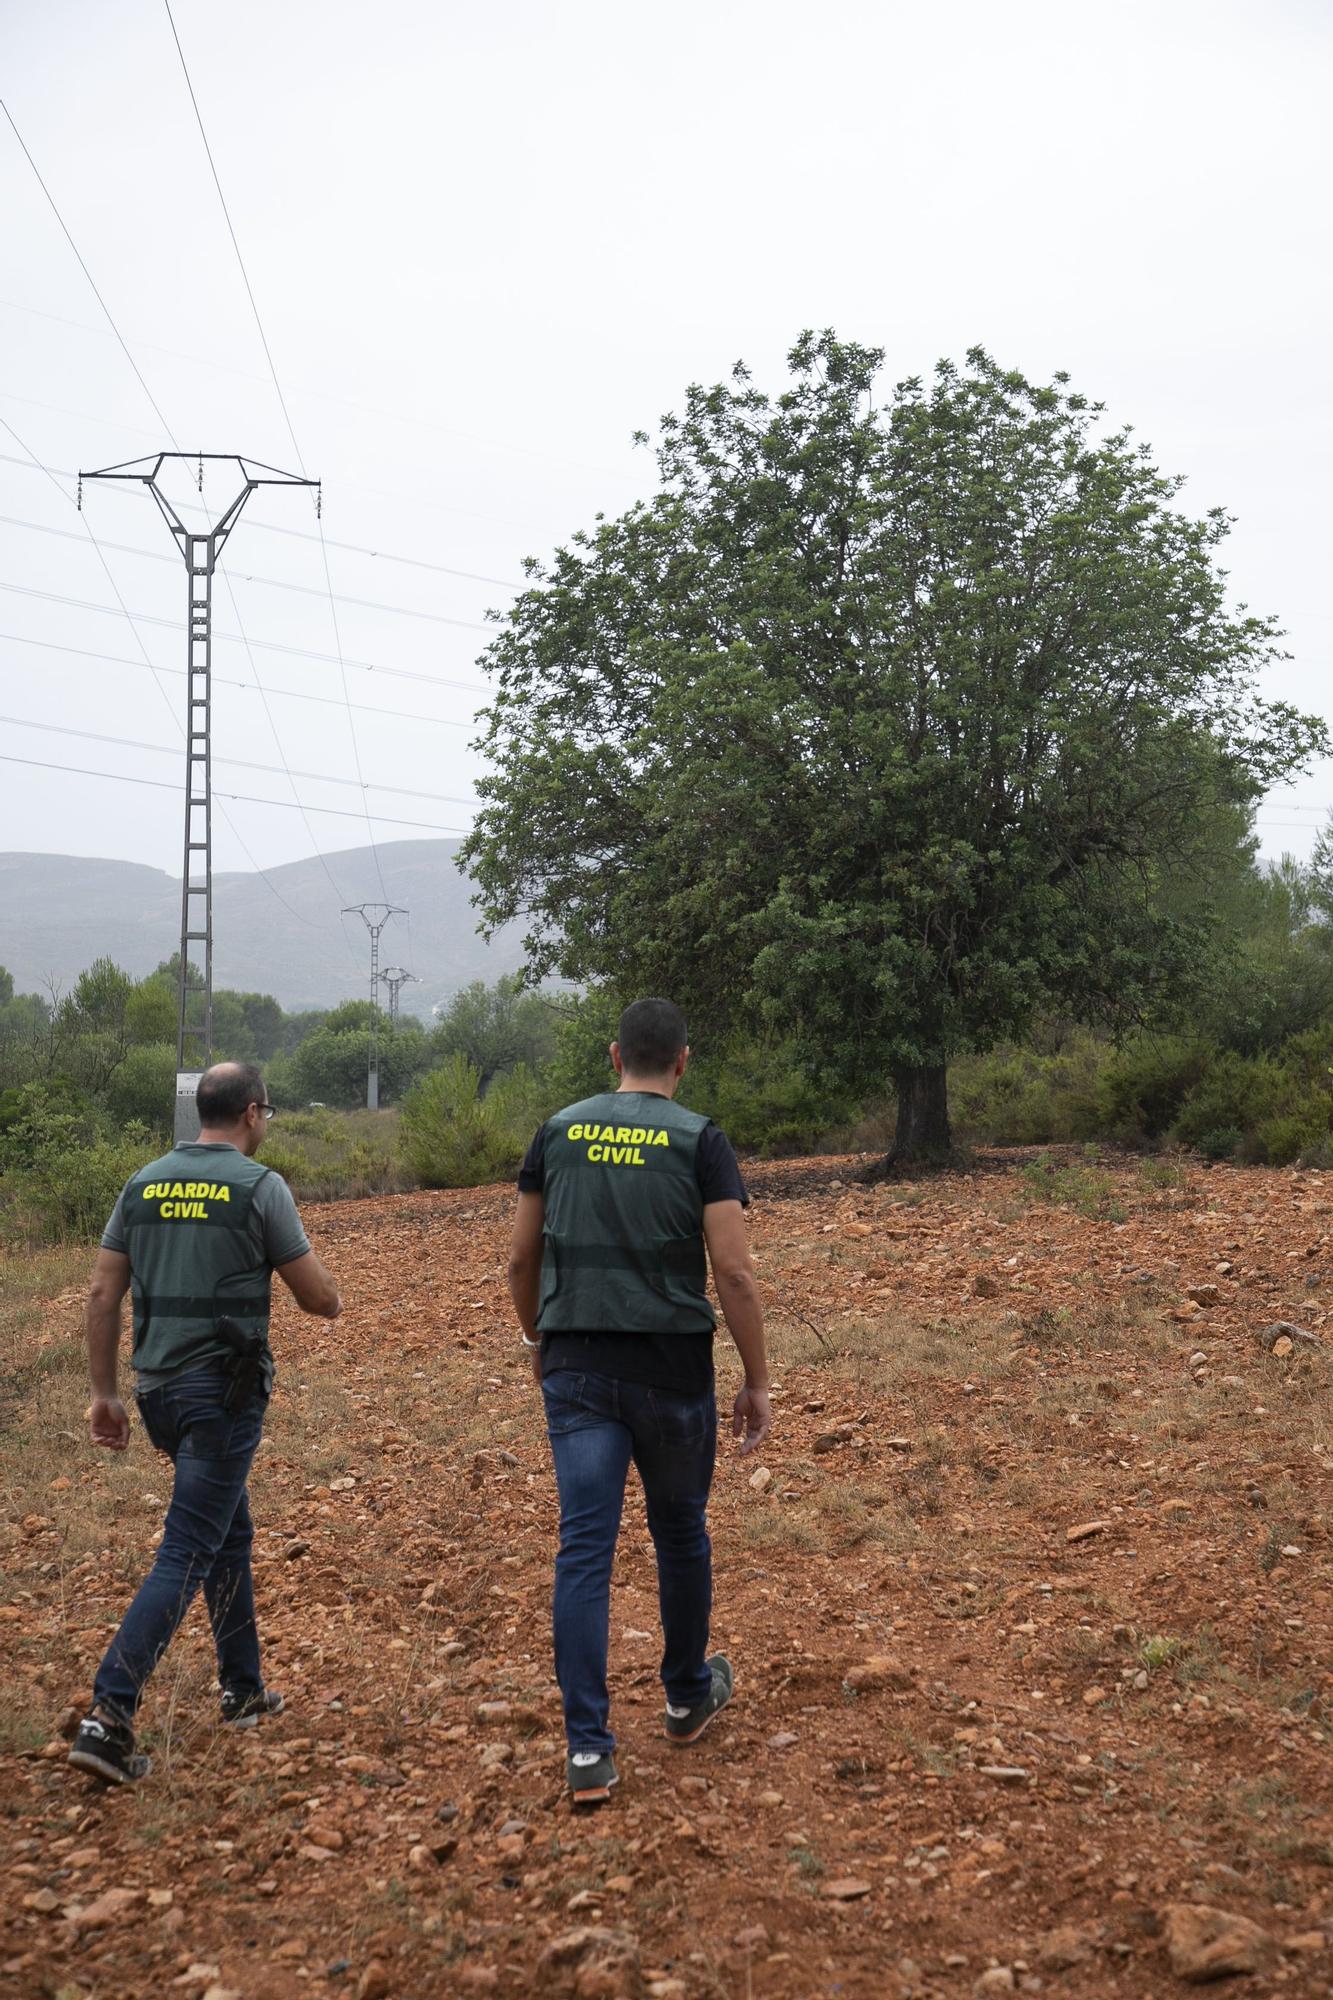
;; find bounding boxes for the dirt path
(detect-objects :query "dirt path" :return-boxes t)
[2,1154,1330,1998]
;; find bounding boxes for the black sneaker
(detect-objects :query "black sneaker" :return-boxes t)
[220,1687,285,1729]
[566,1751,618,1806]
[67,1710,151,1786]
[665,1655,734,1746]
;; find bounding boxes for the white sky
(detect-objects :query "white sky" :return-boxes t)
[2,0,1330,954]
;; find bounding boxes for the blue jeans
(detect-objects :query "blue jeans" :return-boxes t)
[93,1366,267,1722]
[542,1367,716,1755]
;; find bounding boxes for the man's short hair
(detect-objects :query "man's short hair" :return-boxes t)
[196,1062,267,1124]
[617,998,687,1075]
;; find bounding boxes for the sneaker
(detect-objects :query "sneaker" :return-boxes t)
[566,1750,618,1806]
[220,1687,285,1729]
[67,1710,151,1786]
[665,1655,734,1746]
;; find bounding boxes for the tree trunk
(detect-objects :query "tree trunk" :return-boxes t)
[888,1063,952,1168]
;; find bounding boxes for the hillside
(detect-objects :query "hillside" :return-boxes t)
[0,841,529,1015]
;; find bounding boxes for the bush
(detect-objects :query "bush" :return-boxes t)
[949,1031,1107,1145]
[682,1039,852,1154]
[258,1108,410,1202]
[104,1043,177,1137]
[399,1055,547,1189]
[1095,1038,1216,1142]
[0,1087,152,1245]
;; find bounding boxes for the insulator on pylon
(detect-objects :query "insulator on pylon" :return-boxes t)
[316,482,322,520]
[198,451,204,492]
[77,475,83,512]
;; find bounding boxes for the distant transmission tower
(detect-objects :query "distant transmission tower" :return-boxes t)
[379,965,420,1025]
[343,904,406,1110]
[79,452,318,1139]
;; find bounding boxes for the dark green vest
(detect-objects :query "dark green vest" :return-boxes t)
[536,1092,715,1336]
[119,1144,274,1379]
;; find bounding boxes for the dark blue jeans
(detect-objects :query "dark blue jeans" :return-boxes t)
[542,1367,716,1755]
[93,1366,267,1723]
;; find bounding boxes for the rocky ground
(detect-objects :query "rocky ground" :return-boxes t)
[1,1150,1331,2000]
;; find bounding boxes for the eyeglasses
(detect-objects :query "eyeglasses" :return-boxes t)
[250,1102,277,1121]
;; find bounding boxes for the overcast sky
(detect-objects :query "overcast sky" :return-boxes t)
[3,0,1330,959]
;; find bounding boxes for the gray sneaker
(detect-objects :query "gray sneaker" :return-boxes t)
[665,1655,733,1746]
[220,1687,284,1729]
[566,1750,618,1806]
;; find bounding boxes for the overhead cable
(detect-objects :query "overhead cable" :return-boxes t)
[2,710,478,805]
[0,630,474,728]
[1,513,504,627]
[0,580,490,695]
[0,750,471,833]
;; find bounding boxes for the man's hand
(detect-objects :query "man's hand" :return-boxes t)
[732,1384,772,1455]
[90,1395,130,1451]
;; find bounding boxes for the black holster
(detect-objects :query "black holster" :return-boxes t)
[215,1314,269,1414]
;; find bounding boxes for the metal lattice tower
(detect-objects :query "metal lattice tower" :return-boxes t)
[343,904,406,1109]
[79,452,318,1137]
[378,965,420,1025]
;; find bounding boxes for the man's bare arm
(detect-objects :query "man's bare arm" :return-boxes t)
[86,1248,132,1450]
[274,1250,342,1319]
[703,1200,771,1453]
[507,1192,545,1384]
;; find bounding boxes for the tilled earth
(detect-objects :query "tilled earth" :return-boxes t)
[2,1152,1331,2000]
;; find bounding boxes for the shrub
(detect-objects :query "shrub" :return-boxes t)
[0,1087,152,1245]
[949,1031,1107,1145]
[682,1040,852,1154]
[1095,1038,1216,1142]
[259,1108,410,1202]
[399,1055,548,1189]
[104,1043,177,1137]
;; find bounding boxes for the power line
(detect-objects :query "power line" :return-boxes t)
[0,630,475,728]
[162,0,391,902]
[2,512,503,628]
[0,101,182,453]
[0,419,329,932]
[0,459,525,583]
[0,295,644,486]
[162,1,303,474]
[0,126,354,943]
[0,580,491,694]
[6,94,382,956]
[0,750,471,833]
[217,568,359,951]
[2,710,479,806]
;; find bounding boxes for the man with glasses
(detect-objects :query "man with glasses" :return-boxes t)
[68,1061,342,1785]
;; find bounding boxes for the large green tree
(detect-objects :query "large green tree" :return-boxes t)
[461,336,1325,1161]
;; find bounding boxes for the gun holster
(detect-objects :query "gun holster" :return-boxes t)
[214,1314,270,1414]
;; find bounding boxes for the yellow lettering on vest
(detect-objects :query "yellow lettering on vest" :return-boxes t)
[588,1143,603,1162]
[143,1184,156,1200]
[652,1130,669,1146]
[159,1200,172,1217]
[629,1127,646,1144]
[607,1146,623,1164]
[215,1184,230,1202]
[612,1125,626,1144]
[568,1123,582,1141]
[631,1147,646,1165]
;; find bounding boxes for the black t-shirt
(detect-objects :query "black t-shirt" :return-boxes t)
[517,1097,748,1395]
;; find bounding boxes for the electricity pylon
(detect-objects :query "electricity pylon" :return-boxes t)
[79,452,318,1138]
[343,904,406,1110]
[379,965,420,1025]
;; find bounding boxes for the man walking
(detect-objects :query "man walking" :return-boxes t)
[507,998,771,1806]
[68,1062,342,1786]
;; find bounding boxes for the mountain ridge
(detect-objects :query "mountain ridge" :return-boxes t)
[0,841,529,1016]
